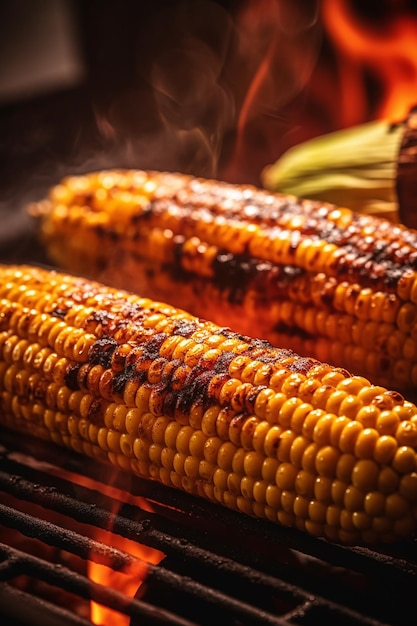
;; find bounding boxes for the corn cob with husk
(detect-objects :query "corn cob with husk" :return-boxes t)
[1,264,417,544]
[33,169,417,393]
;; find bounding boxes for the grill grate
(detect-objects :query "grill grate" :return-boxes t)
[0,428,416,626]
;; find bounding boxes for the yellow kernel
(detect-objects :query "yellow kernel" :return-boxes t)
[376,410,401,435]
[364,491,385,516]
[399,472,417,501]
[290,402,313,433]
[266,484,282,508]
[313,415,334,446]
[280,490,295,513]
[252,420,271,453]
[396,421,417,447]
[241,476,255,499]
[339,394,363,419]
[352,459,379,491]
[253,480,268,504]
[263,425,283,457]
[352,511,372,530]
[301,409,326,439]
[329,416,350,447]
[164,421,182,448]
[294,495,310,518]
[199,460,215,482]
[244,451,264,478]
[336,453,356,482]
[301,443,320,473]
[262,457,279,482]
[241,416,260,450]
[277,430,297,462]
[213,468,228,490]
[176,426,194,454]
[331,480,348,505]
[254,388,275,419]
[232,448,246,473]
[151,416,169,445]
[315,446,340,477]
[276,462,298,490]
[385,492,409,519]
[308,500,327,523]
[217,441,237,470]
[184,455,200,479]
[161,447,175,470]
[188,430,206,458]
[314,476,332,502]
[304,519,324,537]
[265,392,287,423]
[373,435,397,464]
[344,485,364,511]
[392,446,416,474]
[295,470,315,498]
[201,406,219,437]
[339,421,363,453]
[326,504,342,527]
[354,428,379,458]
[278,397,303,428]
[372,516,393,534]
[203,437,222,464]
[378,467,399,494]
[289,435,309,468]
[189,401,204,429]
[325,389,349,415]
[356,405,379,428]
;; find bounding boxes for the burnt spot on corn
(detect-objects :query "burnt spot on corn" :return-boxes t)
[87,397,107,425]
[111,333,168,395]
[65,363,82,390]
[176,351,236,415]
[171,319,198,338]
[89,337,118,368]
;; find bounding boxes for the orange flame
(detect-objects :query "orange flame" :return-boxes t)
[322,0,417,123]
[223,0,417,183]
[89,505,164,626]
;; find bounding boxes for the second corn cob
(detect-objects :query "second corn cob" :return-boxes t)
[1,264,417,544]
[34,169,417,393]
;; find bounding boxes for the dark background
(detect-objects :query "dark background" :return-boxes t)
[1,0,417,264]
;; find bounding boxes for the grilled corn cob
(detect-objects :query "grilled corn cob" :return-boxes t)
[33,169,417,394]
[2,264,417,544]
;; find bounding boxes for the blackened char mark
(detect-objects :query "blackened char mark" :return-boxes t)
[89,337,118,368]
[174,351,236,417]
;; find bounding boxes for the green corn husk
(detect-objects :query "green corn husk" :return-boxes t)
[262,120,405,221]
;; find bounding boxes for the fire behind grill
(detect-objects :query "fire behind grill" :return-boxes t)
[0,428,416,626]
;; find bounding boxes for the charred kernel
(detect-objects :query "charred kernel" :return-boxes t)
[240,415,260,450]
